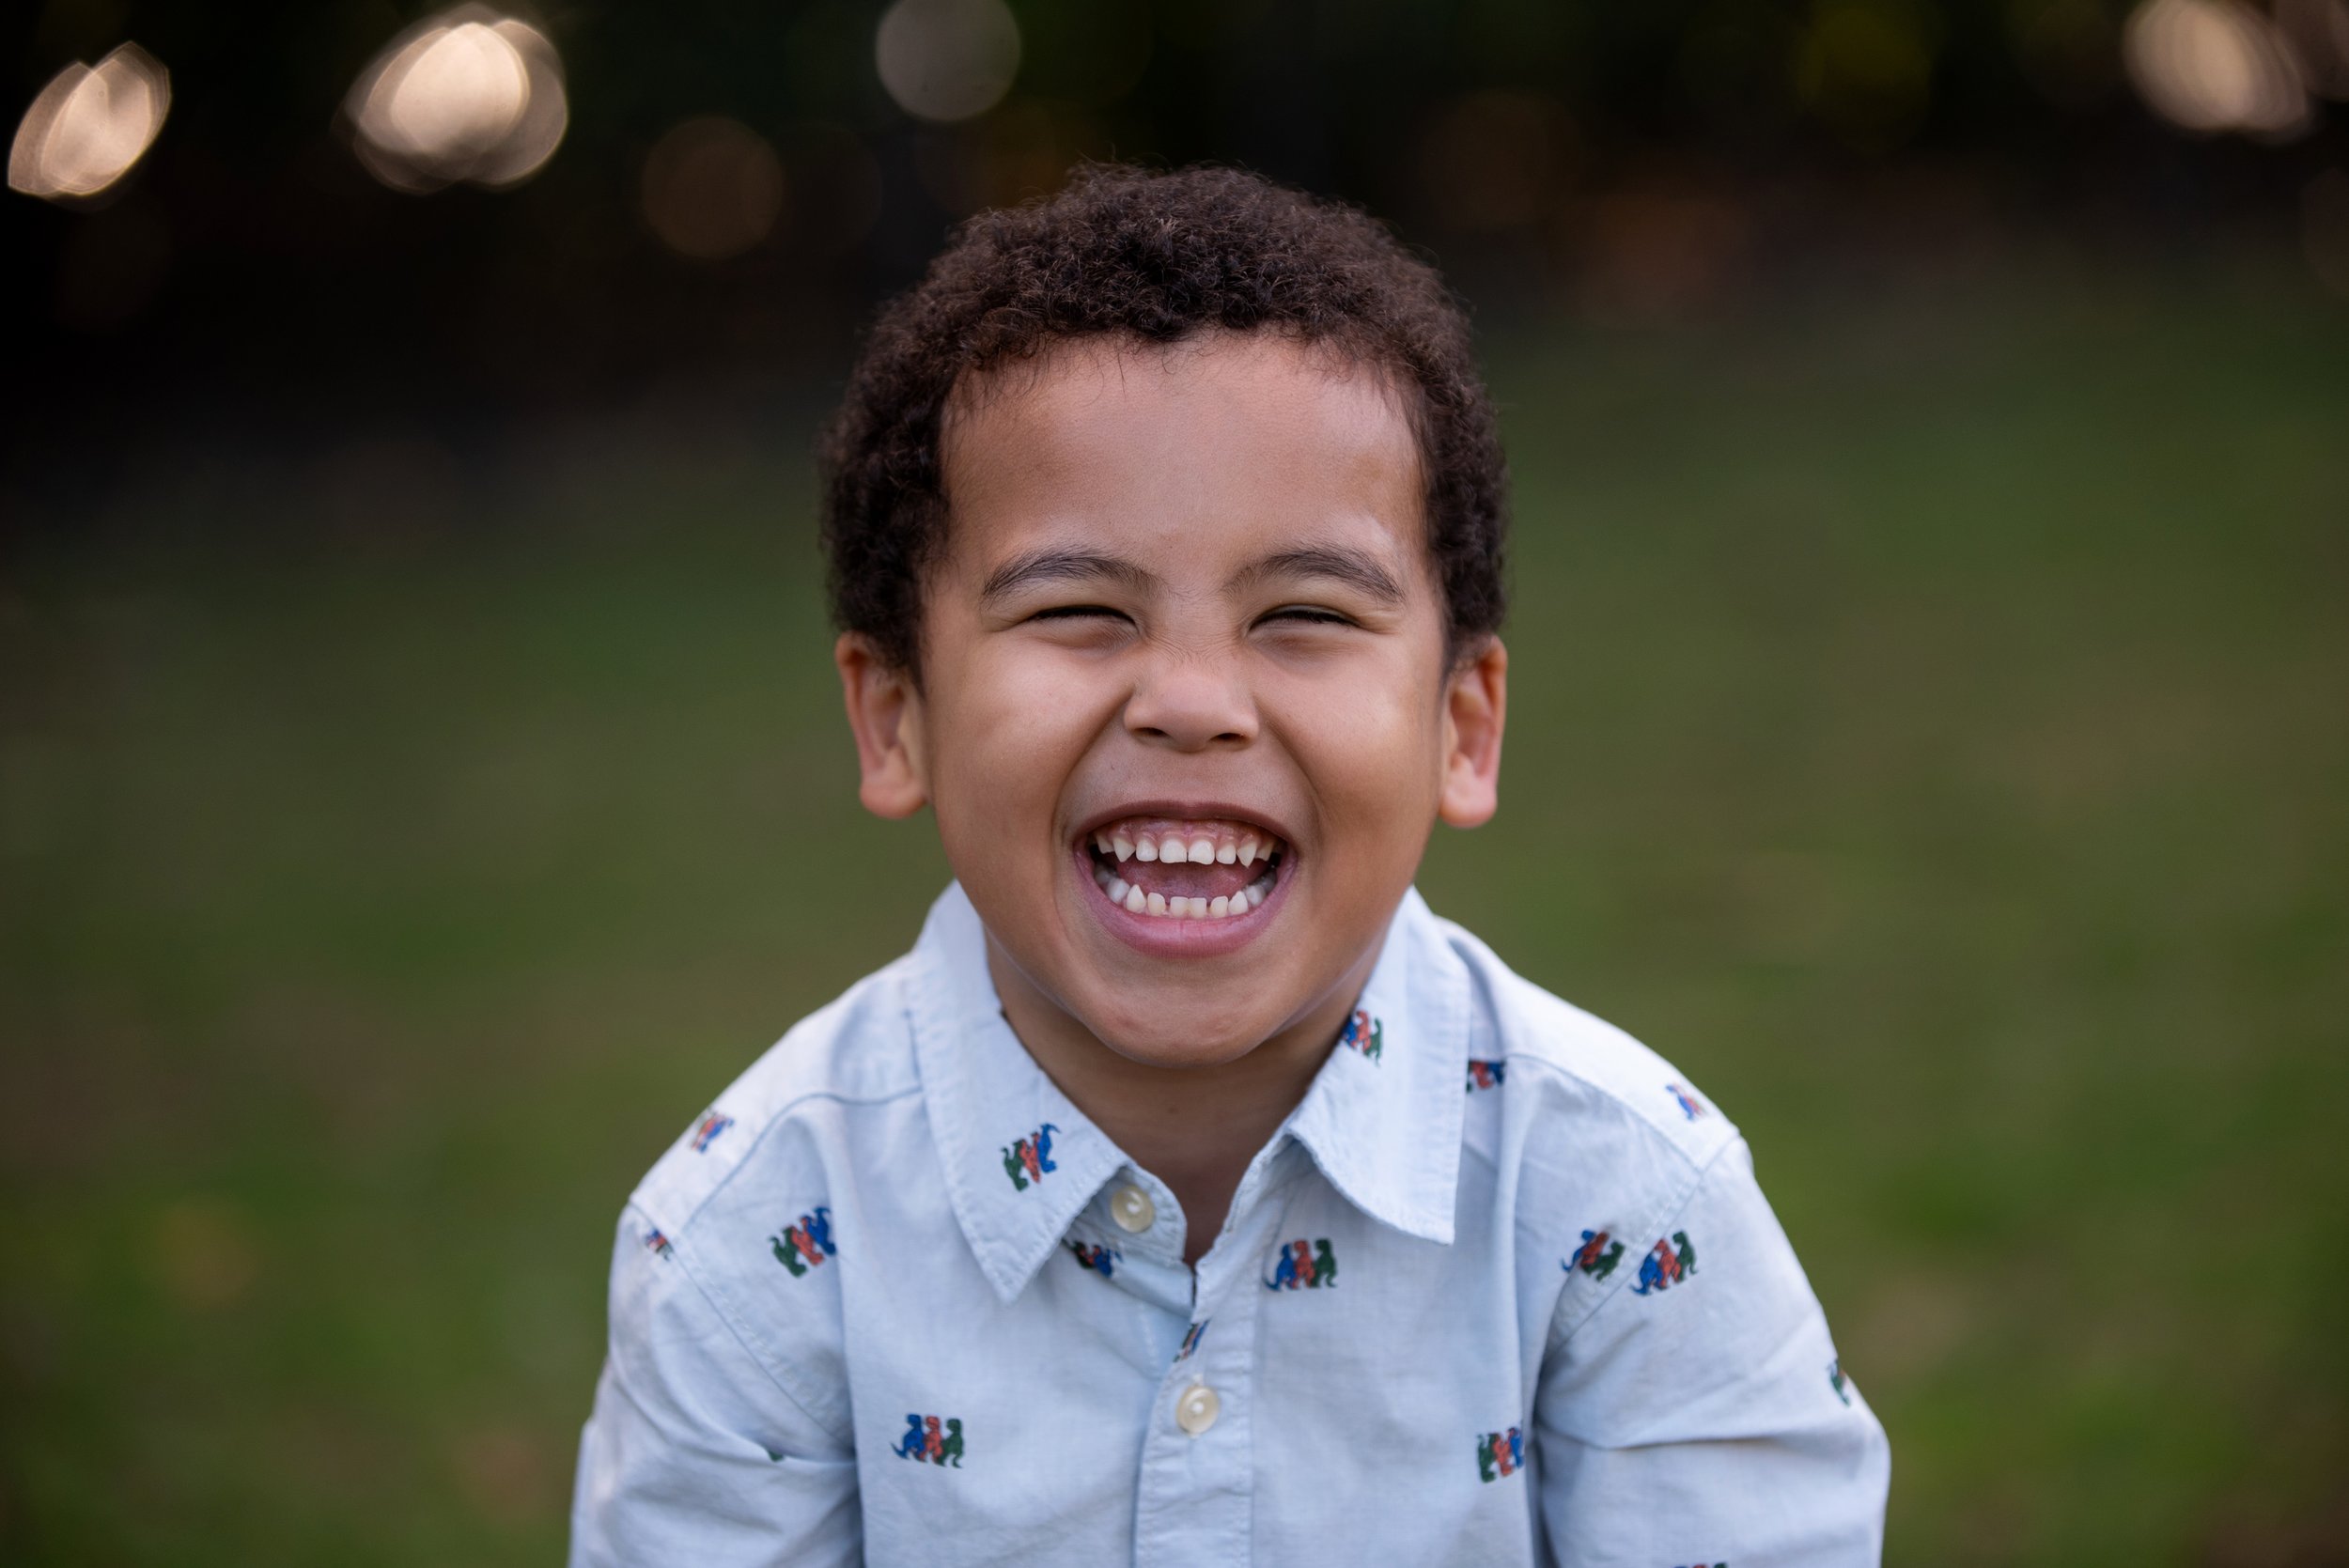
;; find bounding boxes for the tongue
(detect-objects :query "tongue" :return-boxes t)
[1118,859,1258,900]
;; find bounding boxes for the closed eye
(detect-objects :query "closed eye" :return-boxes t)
[1028,604,1129,623]
[1258,606,1356,628]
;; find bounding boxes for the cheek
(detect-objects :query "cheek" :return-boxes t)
[932,644,1112,826]
[1276,652,1447,835]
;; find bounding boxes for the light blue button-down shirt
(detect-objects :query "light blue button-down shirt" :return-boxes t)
[570,884,1889,1565]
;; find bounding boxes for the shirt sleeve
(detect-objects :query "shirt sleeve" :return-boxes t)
[569,1205,861,1568]
[1533,1139,1889,1567]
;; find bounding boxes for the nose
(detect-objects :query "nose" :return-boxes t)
[1123,646,1257,752]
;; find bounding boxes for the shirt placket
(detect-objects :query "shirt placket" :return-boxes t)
[1130,1142,1304,1568]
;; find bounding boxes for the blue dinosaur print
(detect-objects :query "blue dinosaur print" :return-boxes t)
[1268,1245,1299,1290]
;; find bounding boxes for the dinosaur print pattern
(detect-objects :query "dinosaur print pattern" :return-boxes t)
[1567,1227,1624,1281]
[1633,1231,1697,1296]
[1000,1125,1059,1191]
[1066,1239,1118,1279]
[770,1207,837,1278]
[1264,1237,1338,1290]
[891,1413,965,1467]
[1476,1426,1525,1483]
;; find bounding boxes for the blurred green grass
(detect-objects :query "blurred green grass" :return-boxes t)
[4,261,2345,1564]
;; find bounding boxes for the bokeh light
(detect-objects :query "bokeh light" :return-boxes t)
[7,43,170,203]
[1795,0,1941,152]
[875,0,1022,124]
[2275,0,2349,98]
[1412,90,1579,235]
[2123,0,2311,138]
[346,7,568,193]
[641,117,786,261]
[1571,179,1751,321]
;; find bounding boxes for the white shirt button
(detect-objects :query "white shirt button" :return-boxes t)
[1110,1183,1156,1233]
[1174,1384,1220,1436]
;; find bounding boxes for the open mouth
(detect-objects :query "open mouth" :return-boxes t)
[1081,815,1285,923]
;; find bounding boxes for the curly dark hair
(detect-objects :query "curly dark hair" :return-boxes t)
[818,163,1507,675]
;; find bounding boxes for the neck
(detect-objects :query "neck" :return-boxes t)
[986,937,1377,1265]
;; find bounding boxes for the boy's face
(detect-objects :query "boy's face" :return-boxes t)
[839,333,1504,1071]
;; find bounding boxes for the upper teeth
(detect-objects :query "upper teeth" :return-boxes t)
[1092,827,1276,866]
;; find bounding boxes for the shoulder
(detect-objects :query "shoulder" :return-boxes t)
[1436,910,1739,1171]
[627,949,926,1241]
[595,950,934,1453]
[1425,910,1769,1351]
[1429,908,1742,1284]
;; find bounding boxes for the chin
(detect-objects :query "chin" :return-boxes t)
[1075,990,1287,1071]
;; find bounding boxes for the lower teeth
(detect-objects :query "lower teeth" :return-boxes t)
[1093,860,1274,921]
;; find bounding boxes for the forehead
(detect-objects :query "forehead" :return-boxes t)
[935,333,1426,573]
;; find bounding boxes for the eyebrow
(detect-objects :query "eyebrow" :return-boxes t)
[977,542,1408,607]
[1227,546,1407,605]
[978,549,1159,604]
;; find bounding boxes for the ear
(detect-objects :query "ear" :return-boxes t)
[1438,637,1507,829]
[835,633,931,819]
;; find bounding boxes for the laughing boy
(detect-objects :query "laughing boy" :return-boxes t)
[570,166,1889,1565]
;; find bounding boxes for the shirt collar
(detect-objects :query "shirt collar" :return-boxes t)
[906,883,1471,1303]
[1278,886,1470,1246]
[907,886,1132,1304]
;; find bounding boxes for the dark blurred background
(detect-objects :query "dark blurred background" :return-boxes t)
[4,1,2345,1562]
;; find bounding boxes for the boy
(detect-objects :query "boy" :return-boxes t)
[570,165,1889,1565]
